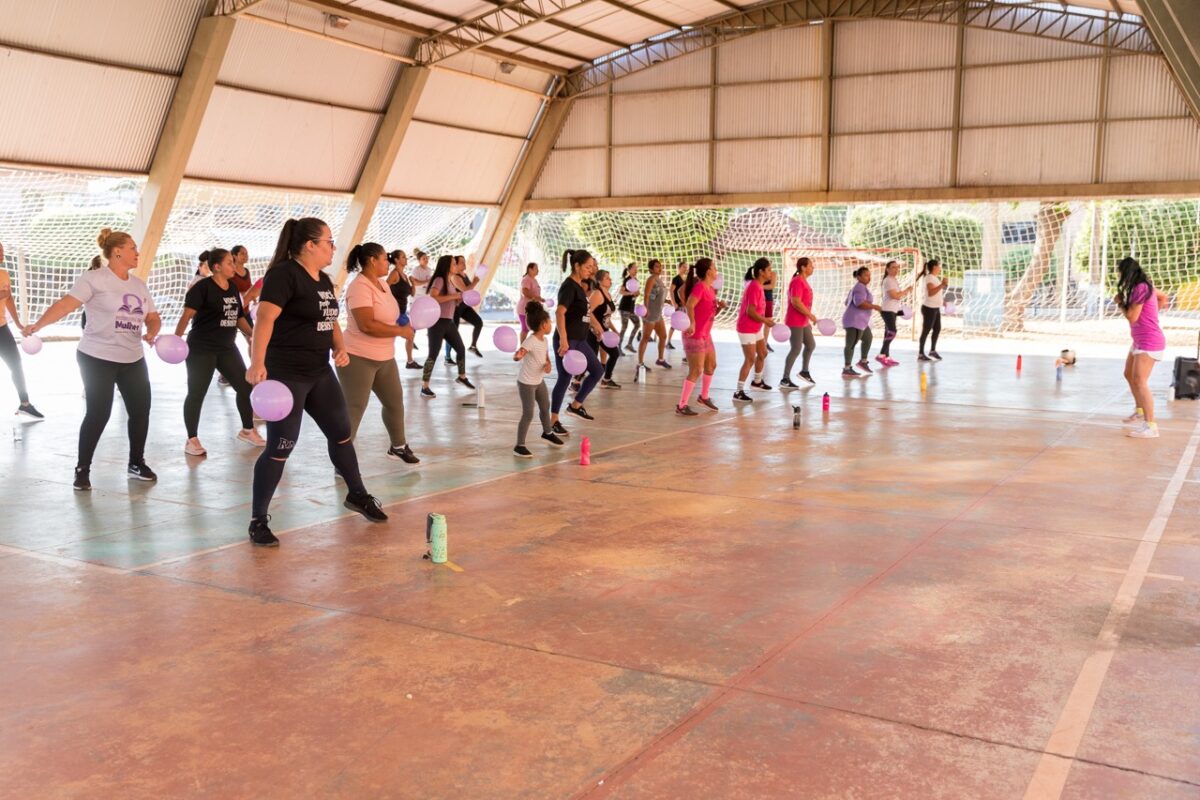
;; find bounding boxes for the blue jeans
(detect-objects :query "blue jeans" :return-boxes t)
[551,333,603,413]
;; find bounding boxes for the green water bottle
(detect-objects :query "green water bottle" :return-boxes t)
[426,513,447,564]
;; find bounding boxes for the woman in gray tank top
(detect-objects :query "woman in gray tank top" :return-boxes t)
[638,259,672,372]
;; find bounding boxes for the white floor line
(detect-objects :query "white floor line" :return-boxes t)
[1090,565,1185,582]
[1023,415,1200,800]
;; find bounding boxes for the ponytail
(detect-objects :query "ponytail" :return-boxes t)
[746,257,770,282]
[794,256,811,278]
[268,217,327,271]
[686,258,714,298]
[561,248,592,275]
[919,258,939,278]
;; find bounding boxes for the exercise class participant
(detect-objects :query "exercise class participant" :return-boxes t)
[245,217,387,547]
[549,249,604,434]
[420,255,473,398]
[1117,256,1168,439]
[410,249,432,295]
[446,255,483,360]
[25,229,161,490]
[842,266,881,377]
[617,262,640,352]
[637,258,671,372]
[779,256,817,388]
[919,258,947,361]
[667,260,687,350]
[734,258,775,402]
[175,247,262,456]
[512,301,564,457]
[386,249,420,369]
[676,258,723,416]
[0,241,42,418]
[588,269,622,389]
[878,259,909,366]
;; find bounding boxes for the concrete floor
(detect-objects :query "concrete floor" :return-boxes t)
[2,334,1199,799]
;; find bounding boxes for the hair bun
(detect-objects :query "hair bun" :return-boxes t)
[97,228,113,248]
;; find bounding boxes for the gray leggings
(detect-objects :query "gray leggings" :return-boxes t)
[517,381,550,446]
[782,325,815,378]
[844,327,873,366]
[336,353,407,446]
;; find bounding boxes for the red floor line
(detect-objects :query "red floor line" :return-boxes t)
[573,389,1131,798]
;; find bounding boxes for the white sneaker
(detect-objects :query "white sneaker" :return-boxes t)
[1127,423,1159,439]
[1122,411,1144,425]
[184,437,207,456]
[237,428,266,447]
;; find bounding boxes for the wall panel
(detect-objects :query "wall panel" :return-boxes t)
[1103,120,1200,182]
[962,60,1101,127]
[556,97,609,149]
[834,20,955,75]
[716,82,823,139]
[833,70,954,134]
[386,121,523,204]
[611,144,709,196]
[612,89,710,145]
[714,139,821,193]
[533,149,608,199]
[1107,56,1191,120]
[963,27,1100,66]
[718,26,822,84]
[415,69,542,138]
[959,123,1096,185]
[831,131,951,190]
[614,50,712,94]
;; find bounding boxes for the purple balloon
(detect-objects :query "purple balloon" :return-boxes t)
[899,306,913,320]
[944,301,956,315]
[634,304,647,318]
[563,349,587,375]
[462,289,481,306]
[625,278,639,293]
[19,335,42,355]
[601,330,619,348]
[251,379,293,422]
[713,275,724,291]
[544,297,556,309]
[770,324,790,343]
[493,325,518,353]
[475,264,489,278]
[155,334,188,364]
[409,296,440,330]
[816,318,836,336]
[670,309,690,330]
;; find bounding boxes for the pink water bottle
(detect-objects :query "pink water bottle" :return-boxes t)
[580,436,591,466]
[822,392,830,413]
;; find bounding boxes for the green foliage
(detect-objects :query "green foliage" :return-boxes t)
[563,208,734,268]
[25,208,136,268]
[845,206,982,277]
[1075,200,1200,294]
[1001,246,1058,285]
[786,205,848,239]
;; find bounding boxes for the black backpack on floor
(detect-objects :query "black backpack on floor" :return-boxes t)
[1173,332,1200,400]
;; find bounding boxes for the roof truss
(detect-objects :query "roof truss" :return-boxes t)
[418,0,603,64]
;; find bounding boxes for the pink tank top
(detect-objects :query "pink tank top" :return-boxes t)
[691,282,716,338]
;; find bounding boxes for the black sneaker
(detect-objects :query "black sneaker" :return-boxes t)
[513,445,533,458]
[600,378,622,389]
[751,379,773,390]
[248,516,279,547]
[732,390,753,403]
[73,466,91,492]
[17,403,44,420]
[918,354,932,362]
[387,444,420,464]
[456,375,475,389]
[468,346,483,357]
[666,343,676,350]
[842,367,860,377]
[655,359,672,369]
[799,371,815,385]
[930,351,943,361]
[675,404,698,416]
[406,361,422,370]
[697,396,719,412]
[217,375,230,387]
[128,462,157,482]
[540,432,565,447]
[565,404,593,420]
[421,386,436,398]
[623,343,636,353]
[551,421,570,436]
[345,491,387,522]
[445,357,457,366]
[766,343,775,353]
[638,362,651,372]
[779,378,798,389]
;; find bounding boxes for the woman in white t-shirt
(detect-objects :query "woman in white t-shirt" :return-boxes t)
[336,242,419,464]
[0,241,42,419]
[878,260,911,367]
[25,228,162,490]
[918,258,948,361]
[409,249,432,295]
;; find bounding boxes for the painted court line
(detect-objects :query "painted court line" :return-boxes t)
[1023,415,1200,800]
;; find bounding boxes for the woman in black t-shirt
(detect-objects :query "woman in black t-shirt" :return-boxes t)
[244,217,387,547]
[667,260,687,350]
[548,248,605,435]
[617,262,640,351]
[175,248,259,457]
[386,249,419,369]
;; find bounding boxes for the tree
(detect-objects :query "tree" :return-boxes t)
[1003,202,1070,330]
[564,208,733,267]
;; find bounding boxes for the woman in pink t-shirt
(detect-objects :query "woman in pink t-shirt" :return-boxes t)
[1117,256,1168,439]
[733,258,776,403]
[337,242,419,463]
[517,262,543,340]
[780,256,818,387]
[676,258,726,416]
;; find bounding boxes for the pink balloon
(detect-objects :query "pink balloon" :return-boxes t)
[816,318,836,336]
[670,309,690,330]
[713,275,724,291]
[634,304,647,318]
[462,289,481,306]
[944,301,956,315]
[409,296,440,330]
[251,379,293,422]
[770,324,790,343]
[625,278,639,293]
[493,325,518,353]
[563,349,587,375]
[899,306,913,320]
[601,330,619,348]
[19,335,42,355]
[544,297,556,309]
[475,264,489,278]
[155,334,188,364]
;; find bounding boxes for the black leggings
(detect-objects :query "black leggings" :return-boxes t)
[588,332,621,380]
[880,311,898,356]
[76,351,151,467]
[251,367,365,518]
[183,346,253,438]
[0,326,29,404]
[423,318,466,382]
[456,305,483,348]
[920,306,942,354]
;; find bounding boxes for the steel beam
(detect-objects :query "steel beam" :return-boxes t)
[1136,0,1200,122]
[419,0,602,64]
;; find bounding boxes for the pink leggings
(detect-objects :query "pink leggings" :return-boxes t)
[519,313,528,340]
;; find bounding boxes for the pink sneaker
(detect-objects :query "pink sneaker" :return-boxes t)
[885,357,900,366]
[875,355,889,366]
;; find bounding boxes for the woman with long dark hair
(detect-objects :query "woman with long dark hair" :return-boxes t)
[420,255,474,398]
[637,259,671,372]
[779,256,817,388]
[617,262,640,352]
[385,249,420,369]
[175,247,261,456]
[877,259,909,366]
[676,258,725,415]
[918,258,947,361]
[244,217,387,546]
[549,249,605,434]
[733,258,775,403]
[0,241,42,419]
[588,269,622,389]
[446,255,483,361]
[1116,256,1167,439]
[841,266,881,377]
[24,229,162,490]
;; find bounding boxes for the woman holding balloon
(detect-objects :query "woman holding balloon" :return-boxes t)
[588,269,622,389]
[386,249,420,369]
[0,243,42,419]
[245,217,387,547]
[637,259,670,373]
[550,249,605,433]
[174,247,261,457]
[445,255,483,362]
[419,255,473,398]
[878,259,909,366]
[616,262,640,352]
[676,258,724,416]
[25,229,161,490]
[779,256,818,388]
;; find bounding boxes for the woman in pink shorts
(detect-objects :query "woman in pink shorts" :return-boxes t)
[733,258,776,403]
[676,258,726,416]
[1117,256,1168,439]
